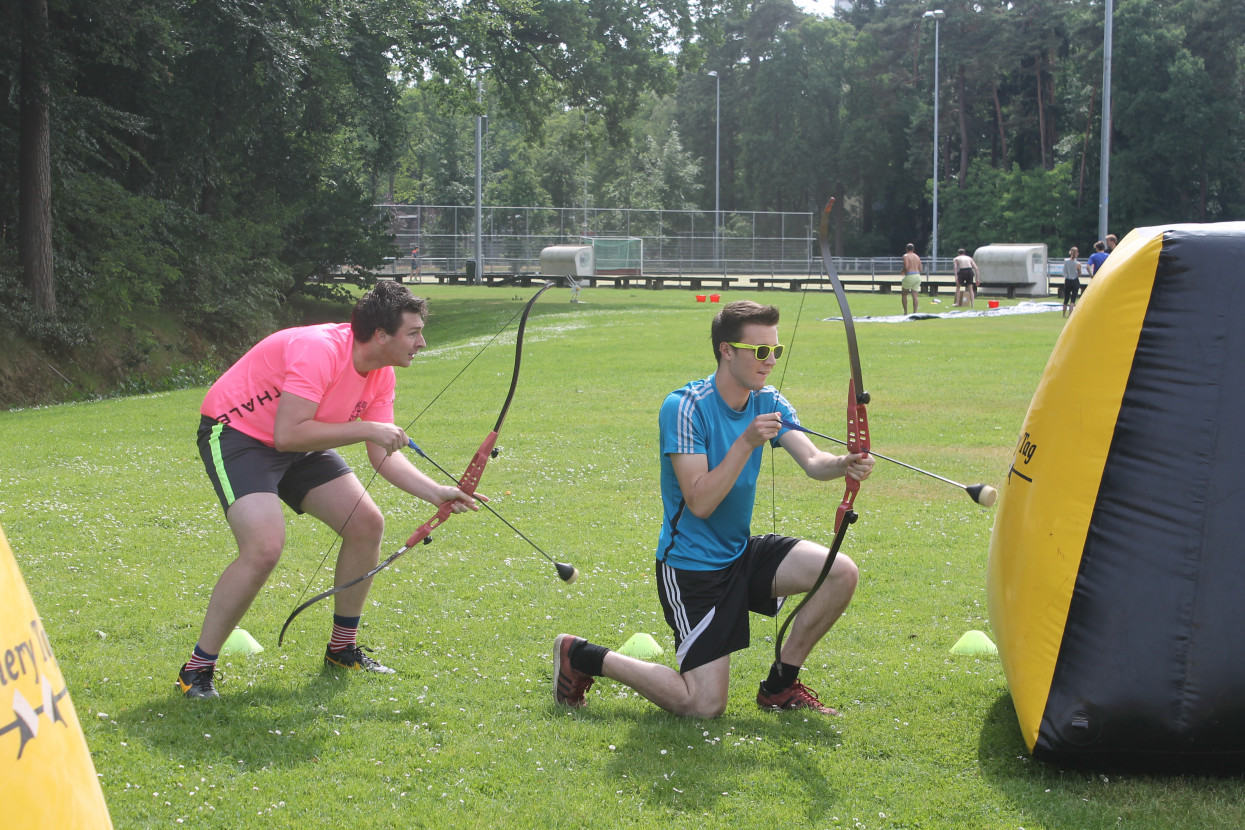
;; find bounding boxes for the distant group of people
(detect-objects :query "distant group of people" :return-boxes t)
[896,243,983,312]
[897,232,1119,318]
[1061,233,1116,318]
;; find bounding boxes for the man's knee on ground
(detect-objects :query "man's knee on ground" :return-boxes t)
[681,692,728,719]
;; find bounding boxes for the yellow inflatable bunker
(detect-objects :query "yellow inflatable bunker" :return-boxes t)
[0,523,113,827]
[988,223,1245,769]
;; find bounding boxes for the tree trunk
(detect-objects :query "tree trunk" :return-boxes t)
[1034,54,1047,170]
[1200,155,1208,222]
[956,65,969,186]
[19,0,55,314]
[993,84,1008,166]
[1077,84,1097,207]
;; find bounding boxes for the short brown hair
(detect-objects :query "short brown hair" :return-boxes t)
[351,280,428,342]
[710,301,780,363]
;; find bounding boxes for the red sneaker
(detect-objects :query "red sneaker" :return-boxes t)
[756,680,838,715]
[553,634,594,707]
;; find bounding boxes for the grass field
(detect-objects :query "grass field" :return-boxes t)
[2,286,1241,829]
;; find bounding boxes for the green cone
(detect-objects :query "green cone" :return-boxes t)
[617,632,664,660]
[221,627,264,656]
[950,629,997,656]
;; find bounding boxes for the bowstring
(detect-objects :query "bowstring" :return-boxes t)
[768,207,817,651]
[288,301,532,611]
[769,223,814,528]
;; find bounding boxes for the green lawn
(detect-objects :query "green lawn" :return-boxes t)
[2,286,1239,829]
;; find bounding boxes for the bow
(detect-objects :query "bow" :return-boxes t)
[773,198,871,666]
[278,282,555,646]
[404,437,578,583]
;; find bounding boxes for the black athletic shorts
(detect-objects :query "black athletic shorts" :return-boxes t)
[957,268,975,287]
[197,414,353,515]
[655,534,802,672]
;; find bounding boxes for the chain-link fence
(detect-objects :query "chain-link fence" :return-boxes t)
[372,204,980,282]
[376,204,834,278]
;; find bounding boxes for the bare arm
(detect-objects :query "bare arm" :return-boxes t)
[366,442,480,513]
[272,391,407,454]
[274,392,476,513]
[778,428,874,482]
[670,413,782,519]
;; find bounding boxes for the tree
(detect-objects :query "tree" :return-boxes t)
[18,0,53,313]
[604,124,702,212]
[1107,0,1245,226]
[0,0,704,342]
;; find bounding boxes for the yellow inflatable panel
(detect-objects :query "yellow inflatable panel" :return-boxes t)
[989,222,1245,768]
[988,229,1161,751]
[0,524,113,828]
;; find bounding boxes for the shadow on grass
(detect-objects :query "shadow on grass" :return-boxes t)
[113,665,425,769]
[976,692,1245,828]
[565,704,842,819]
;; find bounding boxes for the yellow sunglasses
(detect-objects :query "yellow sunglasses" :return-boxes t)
[727,342,784,360]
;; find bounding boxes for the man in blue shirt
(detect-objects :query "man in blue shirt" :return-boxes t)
[554,301,873,717]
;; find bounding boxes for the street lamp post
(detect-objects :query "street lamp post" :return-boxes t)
[474,75,485,284]
[708,70,720,273]
[922,9,945,273]
[1099,0,1113,240]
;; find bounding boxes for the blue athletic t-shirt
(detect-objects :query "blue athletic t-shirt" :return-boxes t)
[656,375,799,570]
[1087,251,1109,275]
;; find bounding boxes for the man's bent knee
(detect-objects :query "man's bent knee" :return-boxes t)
[237,537,285,575]
[834,553,860,594]
[680,694,728,719]
[341,503,385,546]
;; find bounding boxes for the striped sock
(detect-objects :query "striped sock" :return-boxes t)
[184,644,218,672]
[328,614,361,652]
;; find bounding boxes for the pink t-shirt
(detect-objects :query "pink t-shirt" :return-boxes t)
[201,323,396,446]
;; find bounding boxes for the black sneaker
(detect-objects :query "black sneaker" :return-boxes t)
[325,644,396,674]
[178,664,219,699]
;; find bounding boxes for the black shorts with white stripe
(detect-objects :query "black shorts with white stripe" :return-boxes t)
[655,534,800,673]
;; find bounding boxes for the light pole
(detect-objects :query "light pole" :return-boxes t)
[1098,0,1113,241]
[474,75,485,284]
[707,70,720,272]
[922,9,945,273]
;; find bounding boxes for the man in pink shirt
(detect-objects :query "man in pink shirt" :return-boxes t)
[179,281,479,699]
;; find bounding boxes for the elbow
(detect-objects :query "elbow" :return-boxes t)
[271,426,300,453]
[687,502,715,520]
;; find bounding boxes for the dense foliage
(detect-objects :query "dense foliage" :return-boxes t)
[0,0,696,346]
[3,0,1244,345]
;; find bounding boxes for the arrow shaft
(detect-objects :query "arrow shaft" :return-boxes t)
[407,439,560,565]
[781,420,969,489]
